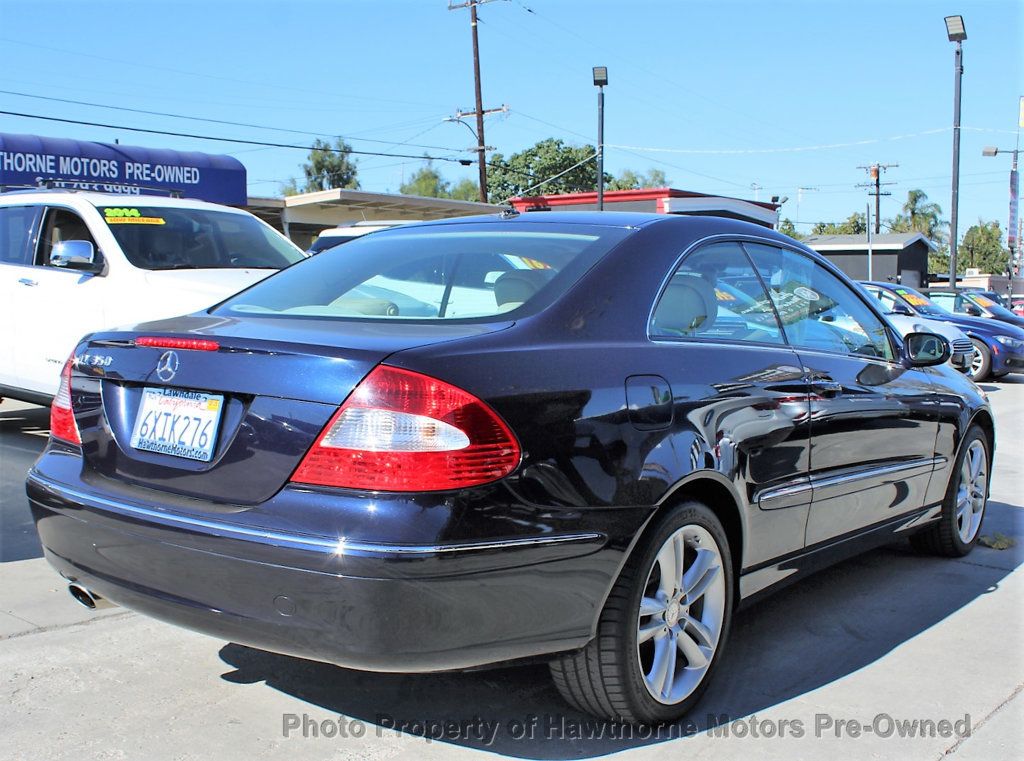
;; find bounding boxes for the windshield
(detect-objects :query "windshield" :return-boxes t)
[99,206,305,270]
[887,286,948,317]
[965,293,1018,319]
[215,224,631,321]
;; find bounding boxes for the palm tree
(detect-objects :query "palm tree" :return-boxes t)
[886,189,947,245]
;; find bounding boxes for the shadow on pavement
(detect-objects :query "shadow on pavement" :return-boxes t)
[0,404,49,562]
[217,503,1022,759]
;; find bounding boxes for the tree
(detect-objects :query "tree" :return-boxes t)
[486,138,601,203]
[449,177,481,201]
[399,160,449,198]
[397,160,480,202]
[960,219,1010,275]
[299,138,359,192]
[811,213,867,235]
[885,189,947,245]
[778,218,804,240]
[608,168,670,190]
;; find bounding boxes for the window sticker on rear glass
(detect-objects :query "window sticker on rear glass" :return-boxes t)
[103,207,166,225]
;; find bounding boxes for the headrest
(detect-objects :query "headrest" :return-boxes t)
[654,275,718,335]
[494,269,556,307]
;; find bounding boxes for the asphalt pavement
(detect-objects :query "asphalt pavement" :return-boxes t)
[1,381,1021,760]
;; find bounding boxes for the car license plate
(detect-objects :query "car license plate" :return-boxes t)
[129,387,224,462]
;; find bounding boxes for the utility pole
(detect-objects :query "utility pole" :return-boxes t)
[857,163,898,235]
[449,0,500,203]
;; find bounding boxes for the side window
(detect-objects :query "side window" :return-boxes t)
[37,208,98,266]
[744,243,895,361]
[651,241,785,345]
[0,206,41,266]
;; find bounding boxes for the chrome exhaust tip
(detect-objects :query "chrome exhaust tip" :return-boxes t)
[67,583,115,610]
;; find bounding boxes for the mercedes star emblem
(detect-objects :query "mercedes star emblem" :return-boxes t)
[155,350,179,382]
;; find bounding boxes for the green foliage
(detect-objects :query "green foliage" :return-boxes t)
[398,160,480,201]
[300,138,359,192]
[928,249,950,276]
[399,161,449,198]
[960,219,1010,275]
[486,138,601,203]
[885,189,947,245]
[608,168,670,190]
[778,218,804,240]
[280,177,300,197]
[449,177,481,201]
[812,213,867,235]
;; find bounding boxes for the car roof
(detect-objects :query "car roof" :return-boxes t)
[390,210,790,237]
[0,189,247,214]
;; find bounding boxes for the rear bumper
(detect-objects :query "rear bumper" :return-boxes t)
[27,465,617,672]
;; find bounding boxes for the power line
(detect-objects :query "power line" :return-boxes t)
[0,89,464,153]
[0,37,445,109]
[0,109,538,179]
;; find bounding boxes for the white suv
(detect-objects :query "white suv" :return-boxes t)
[0,190,305,403]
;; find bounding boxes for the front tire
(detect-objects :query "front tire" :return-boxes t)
[910,425,990,557]
[550,501,733,724]
[966,339,991,381]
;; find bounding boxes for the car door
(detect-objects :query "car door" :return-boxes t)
[12,206,110,397]
[744,243,940,545]
[650,241,812,568]
[0,204,43,391]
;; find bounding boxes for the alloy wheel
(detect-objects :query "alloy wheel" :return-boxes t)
[636,524,726,705]
[956,439,987,543]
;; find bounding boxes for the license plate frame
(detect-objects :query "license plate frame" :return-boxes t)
[129,387,225,462]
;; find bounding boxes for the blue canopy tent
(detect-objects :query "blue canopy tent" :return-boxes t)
[0,132,247,205]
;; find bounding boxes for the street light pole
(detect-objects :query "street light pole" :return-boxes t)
[945,15,967,287]
[593,67,608,211]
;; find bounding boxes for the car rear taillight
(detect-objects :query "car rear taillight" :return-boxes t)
[50,358,80,445]
[291,366,521,492]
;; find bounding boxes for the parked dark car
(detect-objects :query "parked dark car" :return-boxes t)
[923,287,1024,329]
[865,281,1024,380]
[28,213,994,725]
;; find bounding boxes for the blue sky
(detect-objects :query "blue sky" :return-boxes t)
[0,0,1020,237]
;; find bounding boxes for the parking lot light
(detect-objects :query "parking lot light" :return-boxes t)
[945,14,967,287]
[593,67,608,210]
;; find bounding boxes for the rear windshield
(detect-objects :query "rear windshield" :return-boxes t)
[99,206,305,270]
[215,224,630,321]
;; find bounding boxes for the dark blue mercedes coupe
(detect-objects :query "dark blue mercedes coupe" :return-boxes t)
[28,212,994,724]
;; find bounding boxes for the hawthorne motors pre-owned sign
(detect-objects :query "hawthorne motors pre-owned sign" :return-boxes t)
[0,132,246,205]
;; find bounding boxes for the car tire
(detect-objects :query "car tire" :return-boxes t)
[990,370,1009,379]
[910,425,990,557]
[549,500,733,724]
[966,339,991,381]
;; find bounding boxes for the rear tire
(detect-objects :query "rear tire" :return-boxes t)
[910,425,990,557]
[550,501,733,724]
[966,339,991,381]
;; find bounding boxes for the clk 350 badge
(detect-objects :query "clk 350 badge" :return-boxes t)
[75,353,113,368]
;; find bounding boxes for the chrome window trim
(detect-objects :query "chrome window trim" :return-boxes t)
[27,472,604,558]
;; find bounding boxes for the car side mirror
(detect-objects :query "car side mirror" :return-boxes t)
[50,240,102,273]
[904,331,951,367]
[890,302,913,316]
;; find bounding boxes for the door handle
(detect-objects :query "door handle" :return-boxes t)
[18,278,38,287]
[810,378,843,397]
